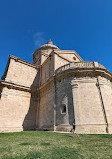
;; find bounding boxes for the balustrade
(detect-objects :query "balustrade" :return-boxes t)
[55,61,106,74]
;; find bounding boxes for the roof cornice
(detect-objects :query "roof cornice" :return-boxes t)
[53,51,71,62]
[9,55,38,69]
[0,80,31,92]
[55,50,83,61]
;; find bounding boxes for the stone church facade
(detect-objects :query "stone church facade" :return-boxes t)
[0,40,112,134]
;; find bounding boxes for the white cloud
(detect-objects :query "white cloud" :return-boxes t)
[33,32,45,47]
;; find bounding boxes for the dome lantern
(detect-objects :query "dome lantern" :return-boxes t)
[47,40,53,45]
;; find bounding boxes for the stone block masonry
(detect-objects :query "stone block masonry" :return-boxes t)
[0,41,112,133]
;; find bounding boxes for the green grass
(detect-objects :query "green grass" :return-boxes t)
[0,131,112,159]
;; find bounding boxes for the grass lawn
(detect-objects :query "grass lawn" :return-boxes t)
[0,131,112,159]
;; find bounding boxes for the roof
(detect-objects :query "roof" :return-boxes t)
[40,43,59,49]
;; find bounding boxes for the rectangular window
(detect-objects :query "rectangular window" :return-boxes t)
[61,104,66,114]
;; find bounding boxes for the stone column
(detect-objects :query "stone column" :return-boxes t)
[71,80,80,132]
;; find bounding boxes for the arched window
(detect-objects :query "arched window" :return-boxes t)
[61,104,66,114]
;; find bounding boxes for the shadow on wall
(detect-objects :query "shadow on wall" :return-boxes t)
[0,81,4,100]
[55,78,74,126]
[67,82,75,125]
[0,87,3,99]
[22,70,40,131]
[21,69,75,131]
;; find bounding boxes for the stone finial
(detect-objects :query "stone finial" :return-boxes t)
[47,40,53,45]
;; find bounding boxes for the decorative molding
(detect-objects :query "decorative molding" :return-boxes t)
[71,82,78,88]
[55,50,83,61]
[9,55,38,69]
[0,80,31,92]
[55,61,112,80]
[53,51,72,62]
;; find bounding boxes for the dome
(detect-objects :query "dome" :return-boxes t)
[40,40,59,49]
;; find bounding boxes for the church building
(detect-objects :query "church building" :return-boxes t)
[0,40,112,134]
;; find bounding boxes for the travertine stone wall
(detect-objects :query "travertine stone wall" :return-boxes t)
[55,72,112,133]
[54,52,82,71]
[0,43,112,134]
[41,54,54,85]
[5,58,38,88]
[74,77,106,133]
[38,81,55,130]
[34,49,54,66]
[97,76,112,133]
[41,49,53,64]
[0,87,37,132]
[54,55,69,71]
[55,50,83,61]
[55,76,74,131]
[58,52,81,62]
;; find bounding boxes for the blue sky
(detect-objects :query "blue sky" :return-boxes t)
[0,0,112,78]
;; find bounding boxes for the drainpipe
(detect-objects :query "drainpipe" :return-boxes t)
[54,75,56,131]
[96,78,109,133]
[94,62,109,133]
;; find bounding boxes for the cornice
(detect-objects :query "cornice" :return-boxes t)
[55,50,83,61]
[53,52,71,62]
[38,76,54,90]
[57,69,111,80]
[0,80,31,92]
[40,50,72,68]
[55,62,112,80]
[9,55,38,69]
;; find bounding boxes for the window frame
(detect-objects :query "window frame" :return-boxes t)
[61,104,67,114]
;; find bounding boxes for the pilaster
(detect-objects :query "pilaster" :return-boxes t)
[71,80,80,132]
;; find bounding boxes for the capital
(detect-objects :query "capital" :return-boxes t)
[71,81,78,88]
